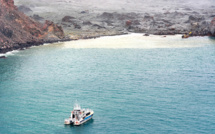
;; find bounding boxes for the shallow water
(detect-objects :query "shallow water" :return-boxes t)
[0,34,215,133]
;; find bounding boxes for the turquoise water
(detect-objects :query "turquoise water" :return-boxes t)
[0,35,215,133]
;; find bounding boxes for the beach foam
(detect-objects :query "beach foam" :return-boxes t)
[0,50,20,57]
[63,33,207,49]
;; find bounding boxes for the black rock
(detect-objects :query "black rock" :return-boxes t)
[18,5,32,13]
[31,14,44,21]
[83,21,92,25]
[62,16,75,23]
[80,11,87,14]
[0,56,6,59]
[92,24,105,29]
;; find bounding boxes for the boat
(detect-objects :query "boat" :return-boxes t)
[64,103,94,125]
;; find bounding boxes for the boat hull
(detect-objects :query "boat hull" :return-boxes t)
[64,119,73,125]
[74,113,94,126]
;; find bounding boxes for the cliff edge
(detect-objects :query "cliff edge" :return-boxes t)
[0,0,65,53]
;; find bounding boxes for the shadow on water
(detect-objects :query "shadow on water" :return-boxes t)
[208,36,215,47]
[208,36,215,41]
[208,36,215,40]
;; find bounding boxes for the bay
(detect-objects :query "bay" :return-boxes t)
[0,34,215,133]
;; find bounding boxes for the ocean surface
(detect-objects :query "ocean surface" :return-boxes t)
[0,34,215,134]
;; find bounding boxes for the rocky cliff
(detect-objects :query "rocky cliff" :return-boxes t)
[0,0,65,53]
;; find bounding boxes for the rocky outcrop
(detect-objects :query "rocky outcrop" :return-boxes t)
[61,16,82,29]
[42,20,65,40]
[0,0,65,53]
[0,55,6,58]
[47,3,214,39]
[18,5,32,14]
[62,16,75,23]
[91,11,212,35]
[30,14,44,22]
[0,0,16,9]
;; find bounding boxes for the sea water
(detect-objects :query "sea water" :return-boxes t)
[0,34,215,133]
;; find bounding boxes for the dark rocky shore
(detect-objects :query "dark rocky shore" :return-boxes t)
[1,0,215,54]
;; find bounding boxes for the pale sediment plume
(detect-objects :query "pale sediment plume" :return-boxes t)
[63,34,208,49]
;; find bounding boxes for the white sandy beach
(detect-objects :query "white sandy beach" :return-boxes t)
[63,33,209,49]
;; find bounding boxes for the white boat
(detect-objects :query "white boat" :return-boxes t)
[64,103,94,125]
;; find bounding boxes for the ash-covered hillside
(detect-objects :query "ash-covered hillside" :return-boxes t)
[14,0,215,37]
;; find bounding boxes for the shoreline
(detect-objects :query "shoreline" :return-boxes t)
[1,0,215,56]
[0,32,128,55]
[0,32,213,57]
